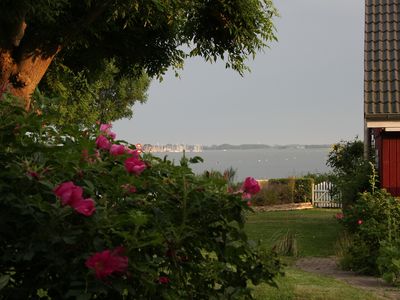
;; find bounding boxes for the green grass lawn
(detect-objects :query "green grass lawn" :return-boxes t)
[245,209,342,257]
[245,209,383,300]
[251,268,380,300]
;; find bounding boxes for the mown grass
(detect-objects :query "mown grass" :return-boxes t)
[245,209,342,257]
[245,209,382,299]
[252,268,380,300]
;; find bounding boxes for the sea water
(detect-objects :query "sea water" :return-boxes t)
[151,148,331,181]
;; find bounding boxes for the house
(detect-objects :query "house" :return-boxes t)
[364,0,400,196]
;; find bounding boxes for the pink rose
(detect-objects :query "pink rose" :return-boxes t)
[96,135,111,150]
[27,171,40,180]
[73,198,96,216]
[54,182,96,216]
[85,247,129,280]
[110,144,126,156]
[99,124,116,140]
[121,184,137,194]
[82,149,100,164]
[100,123,112,133]
[335,213,344,220]
[125,148,140,158]
[357,219,363,225]
[242,192,252,200]
[124,157,147,175]
[81,149,89,161]
[108,131,116,140]
[158,276,170,284]
[54,181,83,206]
[242,177,261,195]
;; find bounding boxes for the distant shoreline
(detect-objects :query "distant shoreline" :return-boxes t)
[144,144,331,153]
[203,144,331,151]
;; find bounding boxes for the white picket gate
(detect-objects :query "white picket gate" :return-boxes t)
[312,181,341,208]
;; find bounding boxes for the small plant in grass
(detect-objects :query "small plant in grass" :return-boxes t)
[334,231,353,265]
[272,231,298,257]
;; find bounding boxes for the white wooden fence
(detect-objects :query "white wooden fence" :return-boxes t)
[312,181,342,208]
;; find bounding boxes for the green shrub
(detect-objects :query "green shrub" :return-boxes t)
[252,178,313,206]
[252,183,292,206]
[327,139,373,208]
[377,240,400,286]
[339,189,400,275]
[0,98,281,299]
[269,178,296,203]
[293,178,314,203]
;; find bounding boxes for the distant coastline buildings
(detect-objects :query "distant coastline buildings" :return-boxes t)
[140,143,330,153]
[142,144,203,153]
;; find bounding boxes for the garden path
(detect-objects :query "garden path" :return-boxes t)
[296,257,400,300]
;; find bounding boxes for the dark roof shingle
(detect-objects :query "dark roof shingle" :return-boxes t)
[364,0,400,118]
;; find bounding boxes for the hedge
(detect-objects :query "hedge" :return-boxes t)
[253,178,314,206]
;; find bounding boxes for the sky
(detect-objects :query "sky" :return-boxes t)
[114,0,365,146]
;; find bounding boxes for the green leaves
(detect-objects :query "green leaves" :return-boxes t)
[188,156,203,164]
[128,210,148,227]
[2,0,276,101]
[38,61,150,126]
[327,138,373,207]
[0,275,10,291]
[0,98,280,299]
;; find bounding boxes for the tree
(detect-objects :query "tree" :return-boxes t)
[36,59,150,126]
[0,0,277,109]
[327,138,373,207]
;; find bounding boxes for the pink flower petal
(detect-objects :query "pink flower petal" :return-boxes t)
[73,198,96,216]
[96,135,111,150]
[124,157,147,175]
[241,177,261,195]
[110,144,126,156]
[86,247,128,280]
[100,123,112,133]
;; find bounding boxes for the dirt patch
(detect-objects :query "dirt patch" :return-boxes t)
[253,202,314,212]
[295,257,400,299]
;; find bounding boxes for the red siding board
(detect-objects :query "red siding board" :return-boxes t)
[397,139,400,196]
[381,133,400,196]
[390,139,396,191]
[382,136,390,190]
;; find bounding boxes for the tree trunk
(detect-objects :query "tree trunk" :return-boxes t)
[0,17,60,110]
[0,48,58,110]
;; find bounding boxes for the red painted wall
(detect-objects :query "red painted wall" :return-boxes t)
[380,132,400,196]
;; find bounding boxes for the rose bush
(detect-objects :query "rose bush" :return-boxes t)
[242,177,261,195]
[339,189,400,276]
[0,97,281,299]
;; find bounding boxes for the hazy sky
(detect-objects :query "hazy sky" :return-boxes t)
[114,0,365,146]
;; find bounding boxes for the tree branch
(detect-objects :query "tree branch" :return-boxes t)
[62,0,115,46]
[11,19,27,47]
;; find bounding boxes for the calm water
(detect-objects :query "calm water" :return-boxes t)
[152,148,331,181]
